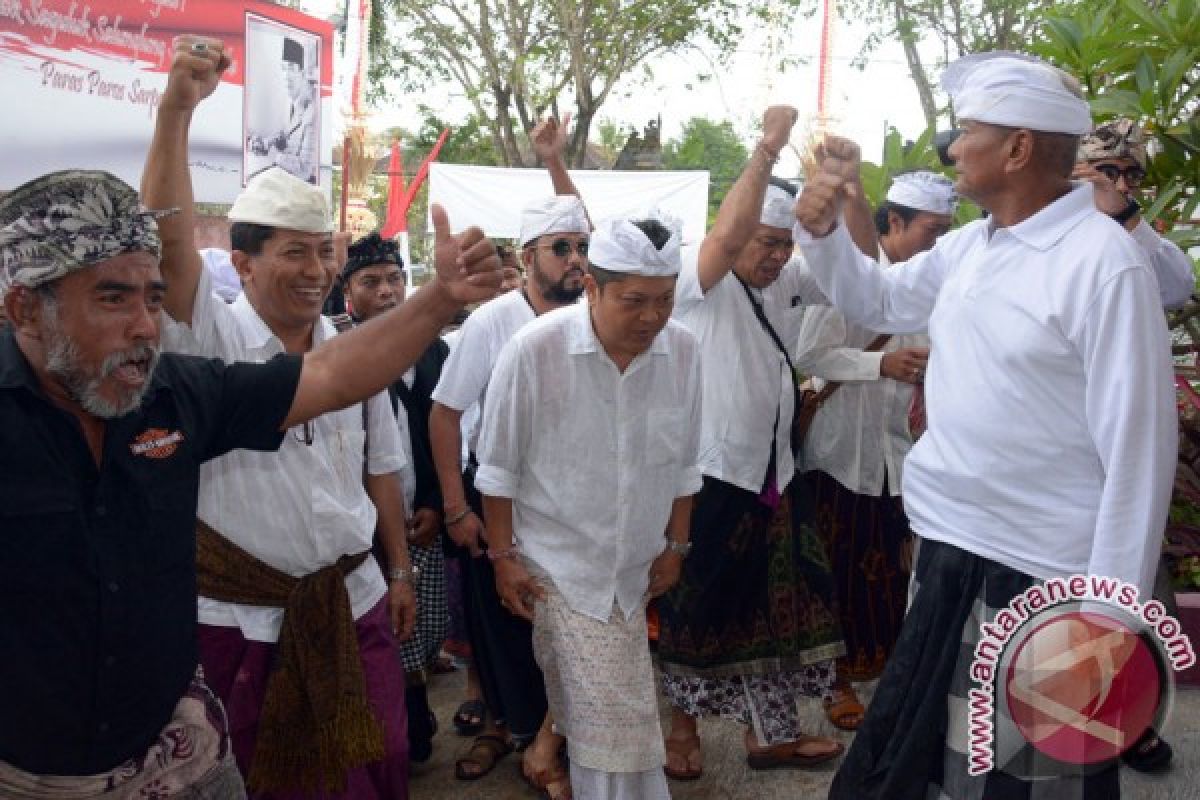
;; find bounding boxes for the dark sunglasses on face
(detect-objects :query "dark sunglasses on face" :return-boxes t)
[542,239,589,258]
[1094,163,1145,188]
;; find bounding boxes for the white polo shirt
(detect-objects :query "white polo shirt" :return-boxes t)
[474,304,704,621]
[799,183,1176,595]
[162,267,407,641]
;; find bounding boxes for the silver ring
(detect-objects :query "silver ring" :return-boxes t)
[191,41,208,54]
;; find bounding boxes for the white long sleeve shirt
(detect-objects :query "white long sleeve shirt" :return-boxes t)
[431,289,535,454]
[798,183,1176,596]
[1130,218,1195,309]
[671,253,827,493]
[475,304,704,622]
[794,291,926,496]
[162,267,407,641]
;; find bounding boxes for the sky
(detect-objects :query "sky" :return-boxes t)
[301,0,939,174]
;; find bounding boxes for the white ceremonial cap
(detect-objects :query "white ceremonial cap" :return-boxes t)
[588,215,682,277]
[227,167,333,233]
[760,184,796,230]
[942,52,1092,135]
[886,172,958,215]
[518,195,589,246]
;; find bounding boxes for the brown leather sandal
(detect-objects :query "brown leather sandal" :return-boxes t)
[454,733,514,781]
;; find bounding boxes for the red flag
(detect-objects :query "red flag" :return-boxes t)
[381,127,450,239]
[380,139,408,238]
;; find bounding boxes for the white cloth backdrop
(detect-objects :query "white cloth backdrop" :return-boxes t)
[428,164,710,245]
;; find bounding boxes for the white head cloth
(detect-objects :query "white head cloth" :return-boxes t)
[588,216,682,277]
[228,167,332,233]
[942,52,1092,135]
[760,184,795,230]
[518,195,589,246]
[886,172,958,215]
[199,248,242,303]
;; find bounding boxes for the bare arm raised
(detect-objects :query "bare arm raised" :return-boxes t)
[531,114,594,230]
[141,37,504,430]
[696,106,798,292]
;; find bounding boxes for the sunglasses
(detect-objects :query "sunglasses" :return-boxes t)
[539,239,589,258]
[1094,164,1145,188]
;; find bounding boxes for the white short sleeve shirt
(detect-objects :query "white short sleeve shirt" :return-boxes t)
[161,267,406,641]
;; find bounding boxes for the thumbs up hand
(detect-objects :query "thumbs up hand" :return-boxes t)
[430,203,503,306]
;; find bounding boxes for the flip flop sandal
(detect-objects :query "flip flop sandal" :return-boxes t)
[521,760,574,799]
[745,737,844,770]
[454,733,514,781]
[663,735,703,781]
[453,698,486,736]
[824,689,865,731]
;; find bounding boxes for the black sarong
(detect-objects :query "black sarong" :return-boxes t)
[829,538,1120,800]
[657,475,842,677]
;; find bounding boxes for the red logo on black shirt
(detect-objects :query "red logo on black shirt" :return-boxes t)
[130,428,184,459]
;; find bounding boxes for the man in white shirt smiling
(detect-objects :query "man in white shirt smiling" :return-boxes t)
[475,215,702,800]
[796,52,1177,800]
[141,39,438,798]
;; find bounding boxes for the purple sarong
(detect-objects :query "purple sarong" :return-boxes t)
[197,598,409,800]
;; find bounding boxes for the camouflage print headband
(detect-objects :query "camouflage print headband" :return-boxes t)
[0,170,176,298]
[1079,118,1148,169]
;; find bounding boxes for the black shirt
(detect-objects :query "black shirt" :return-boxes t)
[0,329,302,775]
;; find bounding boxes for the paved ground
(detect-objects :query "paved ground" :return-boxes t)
[410,668,1200,799]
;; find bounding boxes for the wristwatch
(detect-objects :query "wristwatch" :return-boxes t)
[388,565,420,583]
[665,539,692,557]
[1111,197,1141,225]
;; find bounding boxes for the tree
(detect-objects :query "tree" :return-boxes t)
[366,0,811,169]
[843,0,1061,129]
[663,118,749,228]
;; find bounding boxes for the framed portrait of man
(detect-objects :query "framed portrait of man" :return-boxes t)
[243,12,321,186]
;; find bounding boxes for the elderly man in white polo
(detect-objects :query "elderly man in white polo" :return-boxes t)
[797,53,1177,800]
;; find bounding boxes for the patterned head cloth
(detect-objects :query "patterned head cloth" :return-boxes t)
[0,170,172,299]
[343,232,405,281]
[1079,118,1148,169]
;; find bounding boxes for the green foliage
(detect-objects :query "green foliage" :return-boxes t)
[1032,0,1200,251]
[858,126,982,227]
[365,0,814,167]
[662,118,749,228]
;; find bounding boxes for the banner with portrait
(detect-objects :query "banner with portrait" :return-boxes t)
[0,0,335,202]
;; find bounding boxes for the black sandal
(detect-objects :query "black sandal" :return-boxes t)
[1121,728,1173,773]
[453,697,486,736]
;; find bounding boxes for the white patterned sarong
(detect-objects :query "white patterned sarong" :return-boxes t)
[531,586,666,777]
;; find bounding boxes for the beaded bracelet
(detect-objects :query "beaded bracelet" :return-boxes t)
[445,508,471,527]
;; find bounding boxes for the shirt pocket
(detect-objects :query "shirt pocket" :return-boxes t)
[143,479,198,572]
[647,409,684,466]
[0,485,79,592]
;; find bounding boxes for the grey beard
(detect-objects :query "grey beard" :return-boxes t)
[43,305,159,419]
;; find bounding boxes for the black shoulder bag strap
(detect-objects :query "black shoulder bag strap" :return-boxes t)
[734,274,799,387]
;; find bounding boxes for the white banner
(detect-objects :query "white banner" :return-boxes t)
[428,164,710,245]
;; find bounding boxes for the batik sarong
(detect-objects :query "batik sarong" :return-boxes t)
[0,668,243,799]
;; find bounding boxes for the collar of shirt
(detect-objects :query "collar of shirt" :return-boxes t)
[988,182,1095,251]
[229,292,336,353]
[565,303,670,359]
[0,327,168,406]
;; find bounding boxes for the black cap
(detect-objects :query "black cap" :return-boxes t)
[343,232,404,281]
